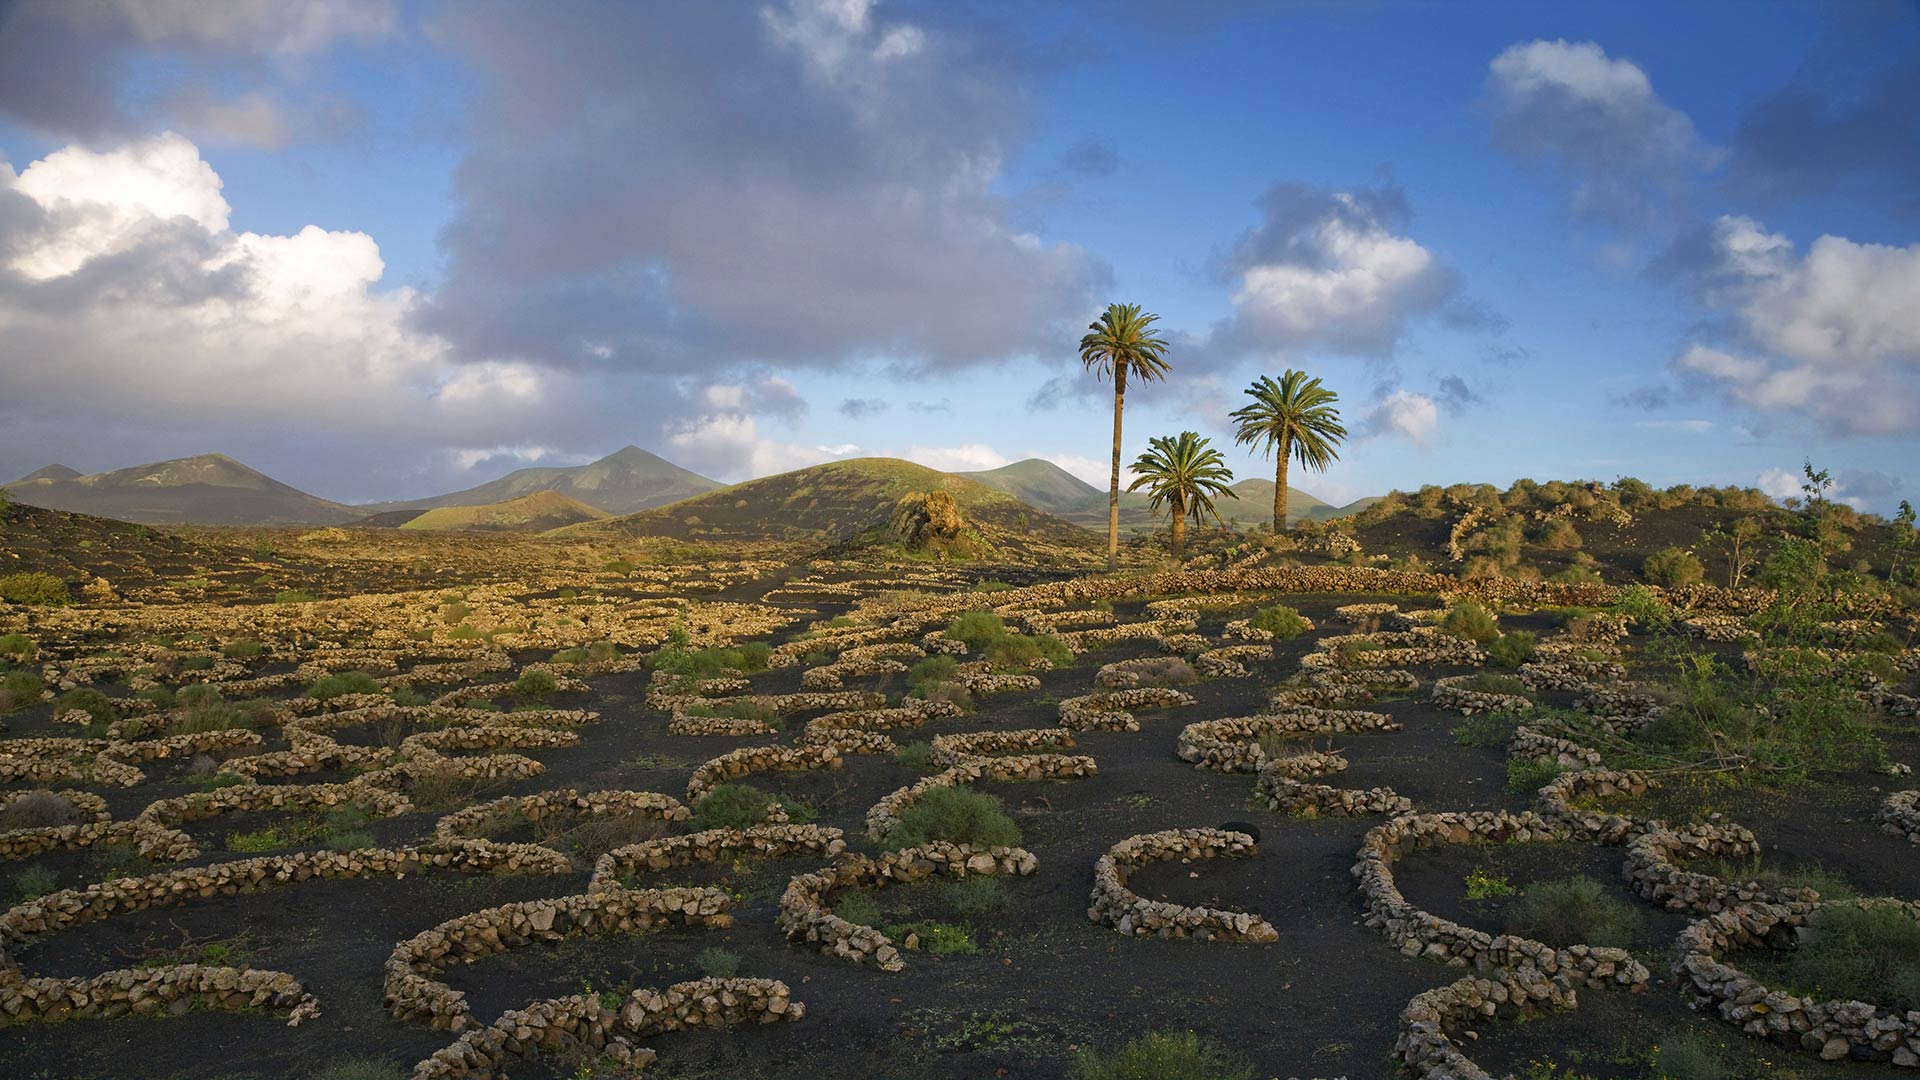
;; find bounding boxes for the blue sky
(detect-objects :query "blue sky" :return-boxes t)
[0,0,1914,511]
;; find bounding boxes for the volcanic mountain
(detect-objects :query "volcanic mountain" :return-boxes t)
[357,446,718,517]
[959,458,1367,530]
[4,454,357,526]
[397,491,610,532]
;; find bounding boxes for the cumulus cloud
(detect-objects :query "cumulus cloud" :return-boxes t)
[416,0,1105,375]
[1202,180,1466,362]
[664,412,855,481]
[1668,215,1920,433]
[1486,39,1717,231]
[1359,390,1440,445]
[0,0,392,141]
[901,444,1009,473]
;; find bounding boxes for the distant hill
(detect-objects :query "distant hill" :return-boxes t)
[4,454,357,526]
[960,457,1366,531]
[398,491,610,533]
[359,446,718,516]
[568,457,1091,550]
[959,459,1104,514]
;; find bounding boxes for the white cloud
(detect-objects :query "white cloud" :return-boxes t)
[902,444,1008,473]
[1486,39,1715,230]
[1359,390,1439,445]
[665,412,850,481]
[1632,418,1714,433]
[1755,467,1800,502]
[1675,216,1920,433]
[1042,453,1112,487]
[9,133,228,277]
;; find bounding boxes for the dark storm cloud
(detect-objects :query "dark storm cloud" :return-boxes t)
[1726,43,1920,218]
[415,1,1105,376]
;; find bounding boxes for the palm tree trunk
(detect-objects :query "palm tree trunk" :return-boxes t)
[1274,435,1290,532]
[1107,368,1126,569]
[1171,494,1186,556]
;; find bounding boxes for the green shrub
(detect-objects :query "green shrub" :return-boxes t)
[0,572,71,606]
[0,669,44,712]
[1503,875,1643,948]
[1505,757,1562,794]
[1609,584,1674,628]
[1459,671,1526,696]
[1687,858,1855,900]
[222,638,265,659]
[13,865,58,901]
[550,647,587,664]
[944,877,1012,916]
[1647,1032,1729,1080]
[274,589,318,604]
[894,741,934,771]
[0,633,35,659]
[447,624,484,641]
[600,558,636,575]
[1488,630,1537,668]
[513,668,558,701]
[0,790,82,830]
[652,642,773,678]
[307,671,381,700]
[695,946,741,978]
[1440,601,1500,643]
[585,640,618,662]
[325,830,376,851]
[1774,904,1920,1011]
[883,787,1021,851]
[1534,519,1584,550]
[908,655,959,691]
[1451,713,1516,748]
[691,783,778,830]
[886,920,976,955]
[1549,565,1601,585]
[1464,868,1517,900]
[226,828,284,853]
[1070,1030,1255,1080]
[984,632,1070,672]
[830,891,881,926]
[388,687,427,707]
[310,1059,408,1080]
[54,687,117,726]
[1642,547,1705,588]
[1249,604,1311,639]
[945,611,1007,650]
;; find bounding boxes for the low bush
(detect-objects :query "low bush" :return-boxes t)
[882,787,1021,851]
[307,671,381,700]
[1070,1030,1255,1080]
[1451,713,1517,748]
[54,687,117,727]
[0,669,44,712]
[944,876,1011,916]
[1503,875,1643,948]
[0,572,71,607]
[1459,671,1527,697]
[1440,601,1500,643]
[222,638,265,659]
[691,782,779,830]
[1464,868,1517,900]
[1248,604,1311,640]
[908,655,959,693]
[830,891,882,926]
[1488,630,1537,668]
[1119,656,1197,686]
[1549,565,1602,585]
[1534,519,1584,550]
[652,642,773,678]
[1774,904,1920,1011]
[1647,1032,1729,1080]
[1505,757,1562,794]
[695,946,741,978]
[1687,858,1854,900]
[1642,547,1705,589]
[0,790,82,830]
[325,830,376,851]
[0,633,35,659]
[894,741,934,771]
[13,866,58,902]
[512,668,558,701]
[273,589,318,605]
[944,611,1007,650]
[311,1059,408,1080]
[984,632,1071,672]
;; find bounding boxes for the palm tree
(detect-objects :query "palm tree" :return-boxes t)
[1127,431,1237,556]
[1229,371,1346,531]
[1080,303,1172,567]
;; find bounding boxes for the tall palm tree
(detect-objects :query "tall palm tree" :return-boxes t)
[1127,431,1238,555]
[1229,371,1346,531]
[1080,303,1172,567]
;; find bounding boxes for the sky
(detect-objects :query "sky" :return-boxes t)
[0,0,1915,512]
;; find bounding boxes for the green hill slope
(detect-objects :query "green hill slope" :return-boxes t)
[359,446,718,516]
[398,491,610,532]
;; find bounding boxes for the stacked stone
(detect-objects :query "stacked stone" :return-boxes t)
[1156,632,1211,654]
[431,673,589,708]
[1351,810,1650,990]
[957,672,1041,694]
[1517,658,1624,693]
[411,977,802,1080]
[0,739,145,787]
[388,652,516,689]
[800,727,896,755]
[1058,687,1196,732]
[1622,824,1821,913]
[1022,609,1116,633]
[1431,676,1532,716]
[685,745,843,801]
[1879,789,1920,844]
[1682,614,1759,642]
[1060,618,1198,653]
[777,842,1037,970]
[1675,898,1920,1066]
[801,657,906,689]
[385,886,735,1030]
[1193,644,1273,678]
[1087,828,1277,943]
[929,728,1075,768]
[1532,768,1654,843]
[668,705,775,736]
[1508,725,1603,769]
[865,755,1096,838]
[0,819,195,862]
[589,824,845,889]
[1175,708,1395,772]
[1394,968,1579,1079]
[433,789,688,844]
[1094,655,1199,688]
[0,963,319,1030]
[1259,766,1409,817]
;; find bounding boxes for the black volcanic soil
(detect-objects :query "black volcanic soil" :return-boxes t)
[1,582,1915,1080]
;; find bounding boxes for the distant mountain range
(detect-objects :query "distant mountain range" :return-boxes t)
[959,458,1372,529]
[356,446,717,518]
[3,448,1375,535]
[3,454,360,526]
